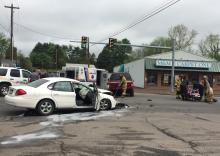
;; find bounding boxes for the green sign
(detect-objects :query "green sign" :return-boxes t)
[156,59,212,68]
[81,43,86,48]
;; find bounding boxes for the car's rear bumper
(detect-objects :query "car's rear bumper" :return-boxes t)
[5,95,37,109]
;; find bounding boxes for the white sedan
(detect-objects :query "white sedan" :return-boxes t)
[5,77,118,115]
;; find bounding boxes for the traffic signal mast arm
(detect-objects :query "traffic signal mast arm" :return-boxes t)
[71,40,171,49]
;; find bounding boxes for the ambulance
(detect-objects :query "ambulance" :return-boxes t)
[60,64,108,89]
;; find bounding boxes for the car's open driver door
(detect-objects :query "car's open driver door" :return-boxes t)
[93,82,99,110]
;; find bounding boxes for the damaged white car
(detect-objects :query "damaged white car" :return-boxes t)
[5,77,118,115]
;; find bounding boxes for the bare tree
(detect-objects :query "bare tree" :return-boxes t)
[199,34,220,59]
[168,24,197,50]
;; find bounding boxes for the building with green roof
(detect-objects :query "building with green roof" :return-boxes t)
[114,51,220,94]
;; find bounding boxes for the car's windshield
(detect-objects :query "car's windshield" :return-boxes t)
[28,79,49,88]
[110,73,132,81]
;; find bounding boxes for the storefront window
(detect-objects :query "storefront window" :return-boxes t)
[161,73,171,86]
[147,72,157,86]
[216,76,220,85]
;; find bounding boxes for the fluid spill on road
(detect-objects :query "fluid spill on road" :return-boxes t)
[1,130,59,145]
[0,106,129,145]
[40,109,127,126]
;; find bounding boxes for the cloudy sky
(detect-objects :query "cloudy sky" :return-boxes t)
[0,0,220,57]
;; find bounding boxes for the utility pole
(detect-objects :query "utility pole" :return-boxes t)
[55,47,58,70]
[5,4,19,62]
[87,37,90,63]
[171,38,175,93]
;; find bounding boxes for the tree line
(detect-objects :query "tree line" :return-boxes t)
[0,24,220,72]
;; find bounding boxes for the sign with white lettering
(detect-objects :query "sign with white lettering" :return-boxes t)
[155,60,212,68]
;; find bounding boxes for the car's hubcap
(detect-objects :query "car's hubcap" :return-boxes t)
[40,102,52,113]
[100,100,109,110]
[1,87,8,95]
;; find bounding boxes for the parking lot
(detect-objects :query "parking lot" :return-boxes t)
[1,93,220,156]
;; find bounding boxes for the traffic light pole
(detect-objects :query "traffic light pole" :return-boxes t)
[171,39,175,93]
[87,37,90,60]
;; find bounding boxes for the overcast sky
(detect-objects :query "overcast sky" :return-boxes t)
[0,0,220,57]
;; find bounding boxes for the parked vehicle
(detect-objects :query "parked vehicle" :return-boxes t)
[107,72,134,97]
[60,63,108,89]
[5,77,118,115]
[0,67,31,96]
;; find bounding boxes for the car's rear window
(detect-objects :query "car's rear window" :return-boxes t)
[109,73,132,81]
[0,68,7,76]
[28,79,49,88]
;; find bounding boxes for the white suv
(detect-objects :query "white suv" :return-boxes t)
[0,67,31,96]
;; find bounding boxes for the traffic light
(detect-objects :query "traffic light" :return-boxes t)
[81,36,88,48]
[81,36,88,43]
[109,38,117,48]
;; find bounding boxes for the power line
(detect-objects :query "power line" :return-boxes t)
[94,0,181,45]
[108,0,176,38]
[0,23,10,34]
[112,0,180,38]
[14,22,76,40]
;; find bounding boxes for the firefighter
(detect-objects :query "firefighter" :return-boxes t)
[202,75,213,103]
[175,75,182,99]
[119,74,127,97]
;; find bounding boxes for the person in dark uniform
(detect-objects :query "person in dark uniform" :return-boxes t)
[180,75,189,100]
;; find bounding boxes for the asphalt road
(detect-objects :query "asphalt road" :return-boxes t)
[0,93,220,156]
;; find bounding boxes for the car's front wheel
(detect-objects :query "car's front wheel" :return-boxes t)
[37,99,55,116]
[99,99,111,110]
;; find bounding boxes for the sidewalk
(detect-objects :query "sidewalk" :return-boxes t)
[134,87,220,97]
[134,87,174,95]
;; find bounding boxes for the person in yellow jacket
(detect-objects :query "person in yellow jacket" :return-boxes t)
[175,75,182,99]
[119,74,127,97]
[201,75,213,103]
